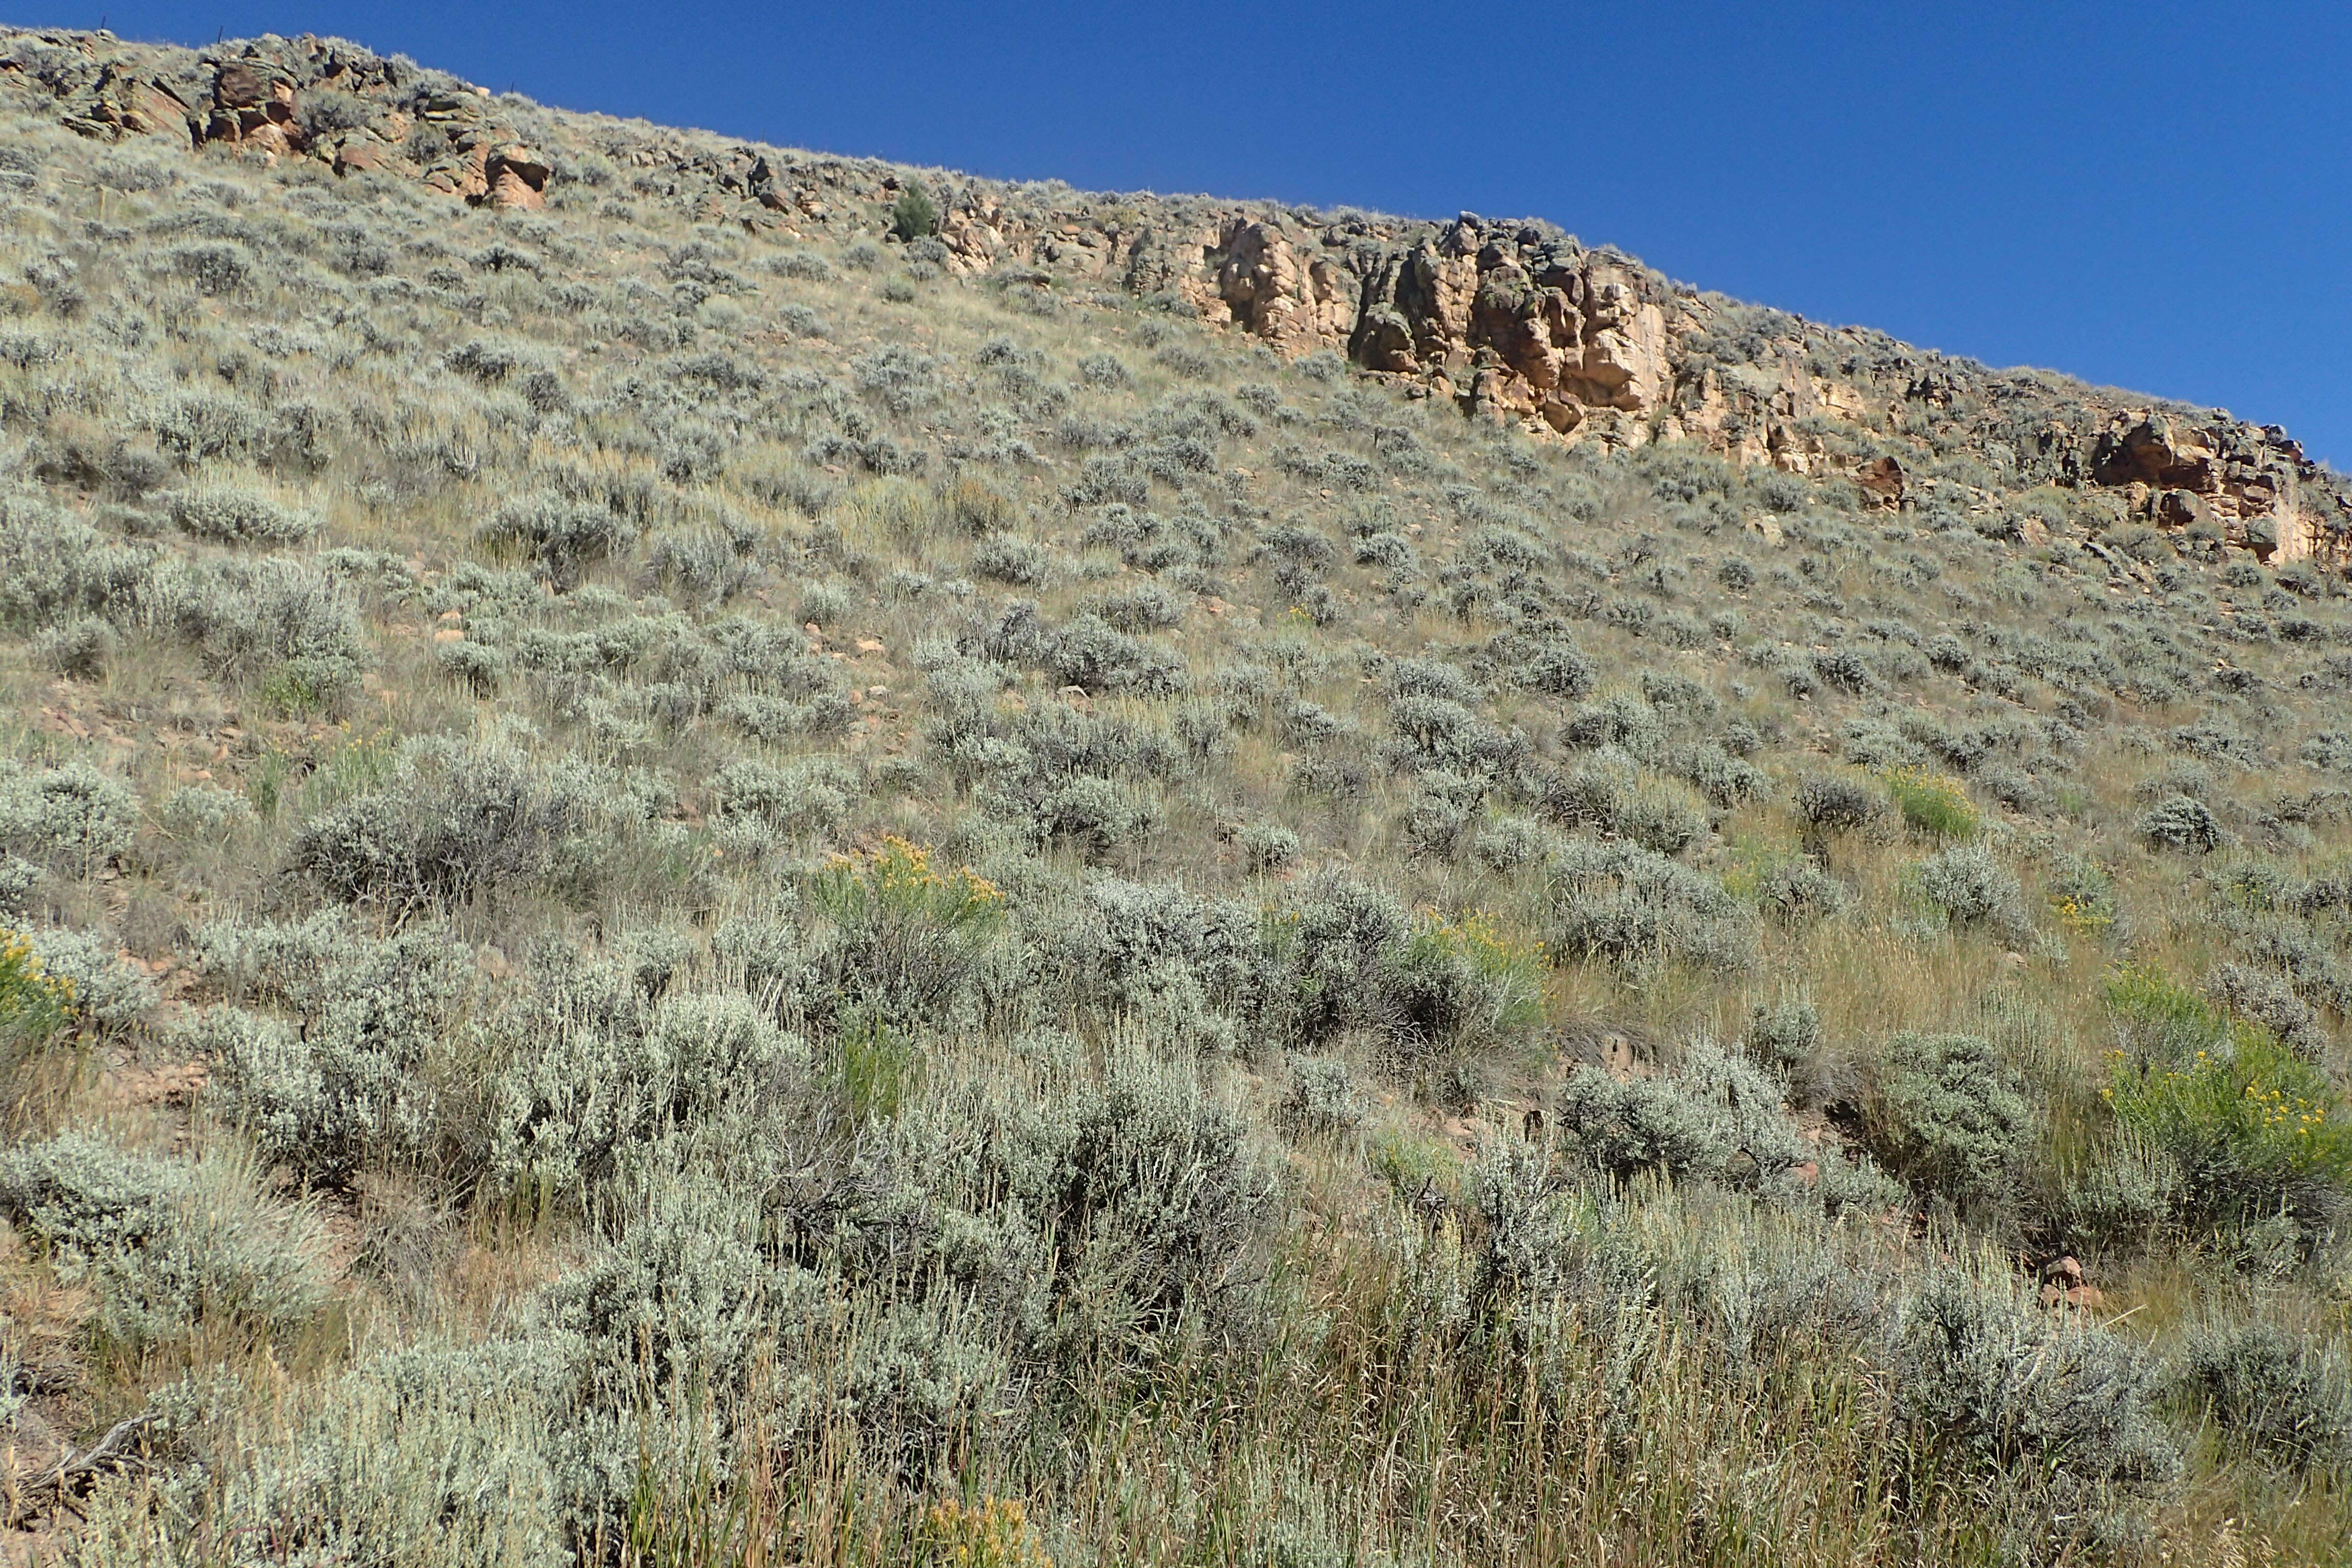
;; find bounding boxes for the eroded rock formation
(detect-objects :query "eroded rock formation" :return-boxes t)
[5,23,2347,563]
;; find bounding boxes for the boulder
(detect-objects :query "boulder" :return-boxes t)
[2093,413,2218,490]
[1857,455,1906,508]
[332,136,387,175]
[2037,1256,2104,1311]
[484,143,550,209]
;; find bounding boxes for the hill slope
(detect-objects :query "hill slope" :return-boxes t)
[0,25,2348,1568]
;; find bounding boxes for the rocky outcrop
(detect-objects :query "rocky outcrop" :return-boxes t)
[1195,219,1358,354]
[6,24,2350,564]
[1,30,540,211]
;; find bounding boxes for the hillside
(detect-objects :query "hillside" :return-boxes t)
[0,24,2348,1567]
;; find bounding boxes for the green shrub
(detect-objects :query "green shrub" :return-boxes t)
[889,180,940,241]
[0,924,79,1053]
[712,756,853,841]
[1746,992,1821,1073]
[1556,1043,1805,1188]
[82,1339,568,1566]
[1879,766,1978,837]
[477,497,636,591]
[2101,967,2352,1230]
[2047,852,2119,936]
[997,1051,1281,1350]
[805,838,1006,1030]
[31,614,117,679]
[2054,1135,2181,1256]
[1752,854,1850,925]
[1265,872,1409,1046]
[1382,909,1548,1053]
[1235,819,1301,873]
[1538,749,1707,854]
[972,532,1049,587]
[159,556,368,708]
[1034,773,1160,861]
[1046,613,1183,695]
[160,781,255,840]
[1401,768,1484,861]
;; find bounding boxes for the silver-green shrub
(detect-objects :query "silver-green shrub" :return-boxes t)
[0,1132,326,1350]
[1890,1266,2181,1557]
[2179,1318,2352,1468]
[1907,841,2030,940]
[167,484,321,545]
[290,739,590,912]
[1282,1052,1366,1135]
[1541,836,1756,971]
[1874,1031,2029,1209]
[24,925,157,1032]
[0,759,137,872]
[198,913,473,1187]
[492,986,811,1203]
[159,781,255,840]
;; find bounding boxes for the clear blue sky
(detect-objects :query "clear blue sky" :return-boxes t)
[37,2,2352,464]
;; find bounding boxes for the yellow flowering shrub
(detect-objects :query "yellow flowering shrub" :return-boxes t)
[917,1495,1053,1568]
[2102,966,2352,1219]
[812,837,1004,934]
[807,838,1007,1028]
[0,924,78,1047]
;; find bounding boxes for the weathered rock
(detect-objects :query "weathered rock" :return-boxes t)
[484,143,550,209]
[1205,219,1357,352]
[1857,455,1906,508]
[2094,413,2217,490]
[205,56,296,151]
[68,63,190,140]
[331,136,388,175]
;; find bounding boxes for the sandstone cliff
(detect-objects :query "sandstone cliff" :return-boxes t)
[7,23,2342,566]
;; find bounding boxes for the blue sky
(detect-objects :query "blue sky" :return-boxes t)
[36,2,2352,463]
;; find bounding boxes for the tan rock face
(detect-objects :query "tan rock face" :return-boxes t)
[1208,220,1357,351]
[66,63,191,140]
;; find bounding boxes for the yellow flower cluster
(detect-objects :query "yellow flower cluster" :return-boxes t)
[2242,1080,2333,1137]
[816,836,1006,932]
[916,1495,1054,1568]
[2103,1012,2351,1181]
[830,836,1004,906]
[0,925,79,1039]
[1420,907,1550,971]
[2050,892,2115,936]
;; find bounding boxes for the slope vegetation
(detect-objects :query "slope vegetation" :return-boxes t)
[0,26,2347,1568]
